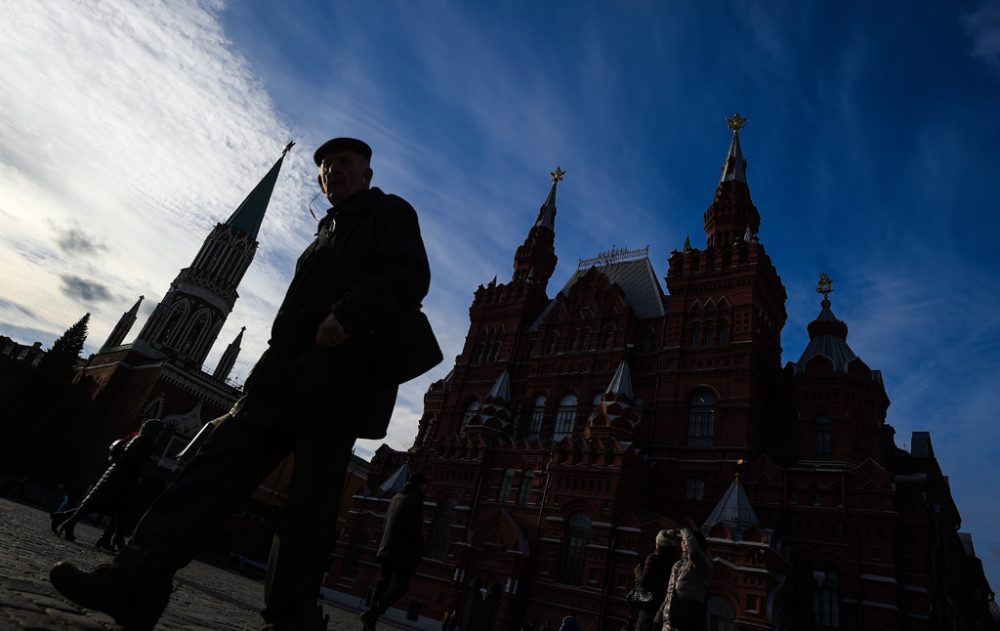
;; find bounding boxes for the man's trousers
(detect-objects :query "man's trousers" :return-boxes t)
[367,560,414,617]
[115,409,355,627]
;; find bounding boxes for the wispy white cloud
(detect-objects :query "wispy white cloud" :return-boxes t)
[965,0,1000,69]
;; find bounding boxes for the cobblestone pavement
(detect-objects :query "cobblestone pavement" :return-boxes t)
[0,499,400,630]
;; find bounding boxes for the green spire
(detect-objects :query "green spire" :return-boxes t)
[224,141,293,239]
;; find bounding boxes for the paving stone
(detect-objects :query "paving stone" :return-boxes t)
[0,499,402,629]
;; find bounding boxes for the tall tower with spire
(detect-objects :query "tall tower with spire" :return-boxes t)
[213,326,245,382]
[134,143,292,367]
[512,167,562,290]
[703,113,761,248]
[658,114,787,513]
[99,295,144,352]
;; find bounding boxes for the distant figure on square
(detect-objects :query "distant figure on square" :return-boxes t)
[657,526,713,631]
[49,419,163,544]
[361,472,428,630]
[50,137,441,631]
[626,528,680,631]
[558,614,582,631]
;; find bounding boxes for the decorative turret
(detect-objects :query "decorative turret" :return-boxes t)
[703,114,761,248]
[213,326,245,382]
[793,274,862,375]
[465,370,513,436]
[135,143,291,368]
[100,295,144,351]
[512,167,563,290]
[703,467,760,541]
[586,360,636,441]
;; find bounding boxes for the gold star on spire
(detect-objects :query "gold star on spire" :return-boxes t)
[282,140,295,156]
[726,113,748,132]
[816,273,833,299]
[550,166,566,183]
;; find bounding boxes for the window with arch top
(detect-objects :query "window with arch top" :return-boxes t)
[527,396,546,441]
[518,470,534,505]
[459,399,480,436]
[498,469,515,503]
[425,498,455,560]
[816,415,832,459]
[553,394,578,441]
[557,512,590,585]
[687,391,716,446]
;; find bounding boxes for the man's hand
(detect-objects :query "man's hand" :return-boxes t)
[316,313,349,348]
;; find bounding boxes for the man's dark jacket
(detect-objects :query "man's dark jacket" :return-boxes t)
[243,187,431,438]
[636,546,679,611]
[376,480,425,572]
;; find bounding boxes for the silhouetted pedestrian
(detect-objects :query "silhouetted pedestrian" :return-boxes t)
[50,137,440,631]
[558,614,582,631]
[50,420,162,542]
[627,528,680,631]
[361,472,429,630]
[658,527,713,631]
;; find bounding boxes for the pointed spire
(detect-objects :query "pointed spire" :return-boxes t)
[703,471,760,541]
[703,115,760,248]
[512,168,562,288]
[101,295,144,351]
[487,370,511,402]
[605,360,634,399]
[719,114,748,184]
[224,143,292,240]
[213,325,245,381]
[534,166,564,231]
[683,235,692,252]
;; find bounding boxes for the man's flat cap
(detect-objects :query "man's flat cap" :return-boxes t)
[313,137,372,165]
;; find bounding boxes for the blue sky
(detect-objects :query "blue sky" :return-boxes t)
[1,0,998,589]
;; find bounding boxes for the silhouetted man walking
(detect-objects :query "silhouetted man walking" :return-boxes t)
[50,138,440,631]
[361,472,428,630]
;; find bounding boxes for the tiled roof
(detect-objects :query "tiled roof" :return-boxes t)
[703,477,759,541]
[529,257,665,330]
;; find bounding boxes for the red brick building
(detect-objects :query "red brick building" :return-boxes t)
[325,119,997,630]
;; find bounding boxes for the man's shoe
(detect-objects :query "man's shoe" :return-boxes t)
[50,512,68,534]
[360,608,378,630]
[49,561,170,631]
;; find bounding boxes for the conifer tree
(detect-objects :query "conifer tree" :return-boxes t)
[37,313,90,382]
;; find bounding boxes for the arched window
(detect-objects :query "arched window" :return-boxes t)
[158,302,188,346]
[566,329,578,352]
[498,469,515,503]
[180,310,211,355]
[687,391,715,446]
[704,320,715,346]
[518,470,534,505]
[690,321,702,346]
[602,325,615,350]
[459,400,480,436]
[553,395,578,441]
[816,415,832,459]
[717,319,730,345]
[425,498,455,560]
[421,416,436,446]
[578,328,591,351]
[639,327,655,353]
[528,396,546,441]
[707,595,736,631]
[342,530,369,578]
[811,569,840,628]
[557,512,590,585]
[546,332,559,354]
